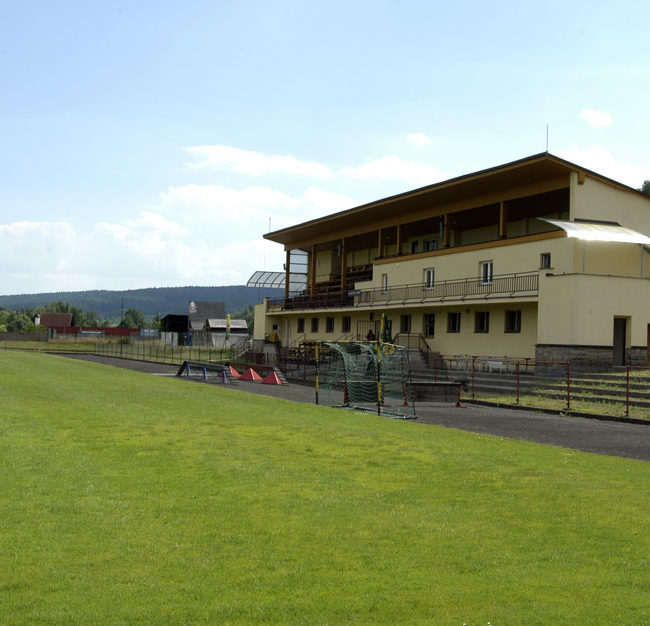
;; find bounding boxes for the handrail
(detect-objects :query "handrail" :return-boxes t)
[267,271,539,312]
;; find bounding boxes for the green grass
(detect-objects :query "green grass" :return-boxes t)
[2,352,650,624]
[1,339,97,353]
[475,389,650,420]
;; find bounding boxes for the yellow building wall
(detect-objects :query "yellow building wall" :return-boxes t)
[357,237,573,290]
[537,273,650,346]
[572,176,650,235]
[413,302,537,358]
[315,249,332,282]
[570,240,648,276]
[268,304,537,358]
[254,303,277,341]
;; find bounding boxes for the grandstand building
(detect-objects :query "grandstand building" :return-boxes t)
[252,152,650,370]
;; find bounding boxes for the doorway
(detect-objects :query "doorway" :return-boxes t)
[613,317,627,366]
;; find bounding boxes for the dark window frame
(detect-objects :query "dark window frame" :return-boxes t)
[447,312,461,333]
[475,311,490,333]
[504,310,521,333]
[423,313,435,337]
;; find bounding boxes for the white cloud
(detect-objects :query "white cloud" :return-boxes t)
[183,144,446,187]
[406,132,431,145]
[557,145,649,188]
[579,109,612,128]
[340,155,445,186]
[0,183,361,293]
[184,145,334,178]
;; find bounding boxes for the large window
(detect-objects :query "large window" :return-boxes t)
[381,274,389,293]
[475,311,490,333]
[504,310,521,333]
[400,315,412,334]
[447,312,461,333]
[411,240,419,254]
[297,318,305,333]
[341,316,351,333]
[423,313,435,337]
[480,261,493,285]
[310,317,319,333]
[325,317,334,333]
[424,268,435,289]
[424,238,438,252]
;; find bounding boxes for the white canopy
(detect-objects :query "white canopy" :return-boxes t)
[540,219,650,245]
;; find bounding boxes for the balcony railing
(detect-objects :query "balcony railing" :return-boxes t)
[266,271,539,312]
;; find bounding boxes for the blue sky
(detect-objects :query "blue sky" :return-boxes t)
[1,0,649,294]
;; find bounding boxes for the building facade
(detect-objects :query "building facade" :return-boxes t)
[253,153,650,370]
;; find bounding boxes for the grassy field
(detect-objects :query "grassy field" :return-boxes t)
[1,352,650,624]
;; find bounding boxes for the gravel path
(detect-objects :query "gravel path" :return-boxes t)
[60,354,650,462]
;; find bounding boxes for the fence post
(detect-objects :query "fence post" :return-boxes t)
[565,362,571,412]
[472,356,476,399]
[625,365,630,417]
[315,343,319,405]
[516,361,520,404]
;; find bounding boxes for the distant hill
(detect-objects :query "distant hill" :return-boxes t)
[0,285,283,321]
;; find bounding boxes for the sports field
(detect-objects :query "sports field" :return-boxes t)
[2,351,650,624]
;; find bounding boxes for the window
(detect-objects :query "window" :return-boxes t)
[381,274,389,293]
[424,239,438,252]
[341,316,351,333]
[297,318,305,333]
[423,313,435,337]
[400,315,412,334]
[424,268,435,289]
[310,317,319,333]
[505,310,521,333]
[540,252,551,269]
[411,240,419,254]
[447,312,461,333]
[475,311,490,333]
[480,261,493,285]
[325,317,334,333]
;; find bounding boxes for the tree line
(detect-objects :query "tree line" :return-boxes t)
[0,301,255,333]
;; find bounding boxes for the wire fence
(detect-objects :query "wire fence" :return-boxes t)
[94,340,238,365]
[430,355,650,420]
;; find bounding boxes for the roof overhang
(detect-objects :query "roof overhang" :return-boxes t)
[539,219,650,244]
[264,152,647,248]
[246,270,307,291]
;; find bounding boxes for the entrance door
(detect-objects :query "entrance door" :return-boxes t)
[613,317,627,366]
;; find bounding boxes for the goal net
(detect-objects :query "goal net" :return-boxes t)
[318,341,415,418]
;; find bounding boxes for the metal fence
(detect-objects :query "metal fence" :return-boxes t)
[430,355,650,420]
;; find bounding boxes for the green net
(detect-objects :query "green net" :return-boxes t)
[318,342,416,418]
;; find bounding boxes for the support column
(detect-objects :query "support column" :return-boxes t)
[284,249,291,299]
[444,214,451,248]
[340,238,347,292]
[377,229,384,258]
[396,224,402,255]
[310,244,316,295]
[499,201,508,239]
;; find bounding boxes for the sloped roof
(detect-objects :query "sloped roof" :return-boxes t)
[188,301,226,322]
[39,312,73,327]
[264,152,649,248]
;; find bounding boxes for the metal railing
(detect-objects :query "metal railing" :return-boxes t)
[266,271,539,311]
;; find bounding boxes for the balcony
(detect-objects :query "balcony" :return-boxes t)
[266,271,539,312]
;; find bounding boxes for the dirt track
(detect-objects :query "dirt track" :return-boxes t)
[60,354,650,462]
